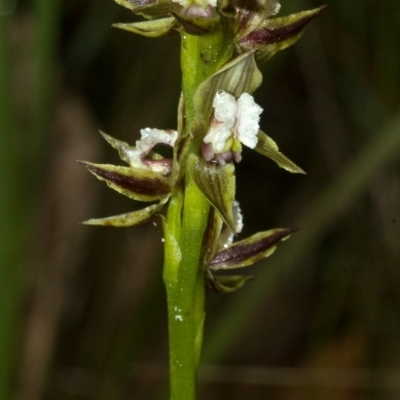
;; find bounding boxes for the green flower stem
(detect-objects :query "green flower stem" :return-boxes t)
[163,23,234,400]
[181,23,234,121]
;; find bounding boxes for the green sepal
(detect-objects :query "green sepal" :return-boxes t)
[188,153,236,232]
[113,17,177,38]
[202,208,224,265]
[194,52,262,121]
[207,271,255,293]
[175,93,189,162]
[99,131,133,166]
[239,6,326,64]
[172,12,220,35]
[255,130,305,174]
[78,160,172,202]
[115,0,181,19]
[209,227,298,270]
[83,198,168,227]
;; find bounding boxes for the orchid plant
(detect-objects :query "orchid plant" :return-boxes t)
[79,0,324,398]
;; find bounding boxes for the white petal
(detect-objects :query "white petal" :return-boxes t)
[218,200,243,249]
[212,90,237,129]
[235,93,262,149]
[203,91,238,154]
[125,147,144,169]
[233,200,243,234]
[140,127,178,147]
[203,123,232,153]
[126,128,177,169]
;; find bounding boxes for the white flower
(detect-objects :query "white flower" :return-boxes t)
[203,91,263,157]
[126,128,178,175]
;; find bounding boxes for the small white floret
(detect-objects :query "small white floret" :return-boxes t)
[236,93,263,149]
[203,91,262,156]
[203,124,232,153]
[213,90,237,128]
[126,128,177,172]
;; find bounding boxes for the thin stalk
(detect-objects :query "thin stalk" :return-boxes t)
[0,9,19,399]
[163,26,233,400]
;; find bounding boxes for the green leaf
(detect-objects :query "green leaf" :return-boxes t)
[209,227,298,270]
[113,17,177,38]
[239,6,326,64]
[254,130,305,174]
[83,199,168,227]
[78,160,172,202]
[188,153,236,232]
[194,52,262,121]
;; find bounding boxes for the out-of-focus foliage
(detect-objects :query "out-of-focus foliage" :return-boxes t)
[1,0,400,399]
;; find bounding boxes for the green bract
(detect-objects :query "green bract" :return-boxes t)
[255,130,306,174]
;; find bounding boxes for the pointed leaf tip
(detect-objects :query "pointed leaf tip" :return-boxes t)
[241,6,326,47]
[78,160,171,202]
[209,227,299,270]
[240,6,326,65]
[82,200,167,227]
[113,17,177,38]
[255,131,306,174]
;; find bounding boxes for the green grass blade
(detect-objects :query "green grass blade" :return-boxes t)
[0,8,20,399]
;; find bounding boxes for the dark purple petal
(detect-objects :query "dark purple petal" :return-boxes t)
[240,7,325,46]
[209,227,299,269]
[78,161,171,202]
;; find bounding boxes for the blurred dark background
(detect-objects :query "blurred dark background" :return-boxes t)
[1,0,400,399]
